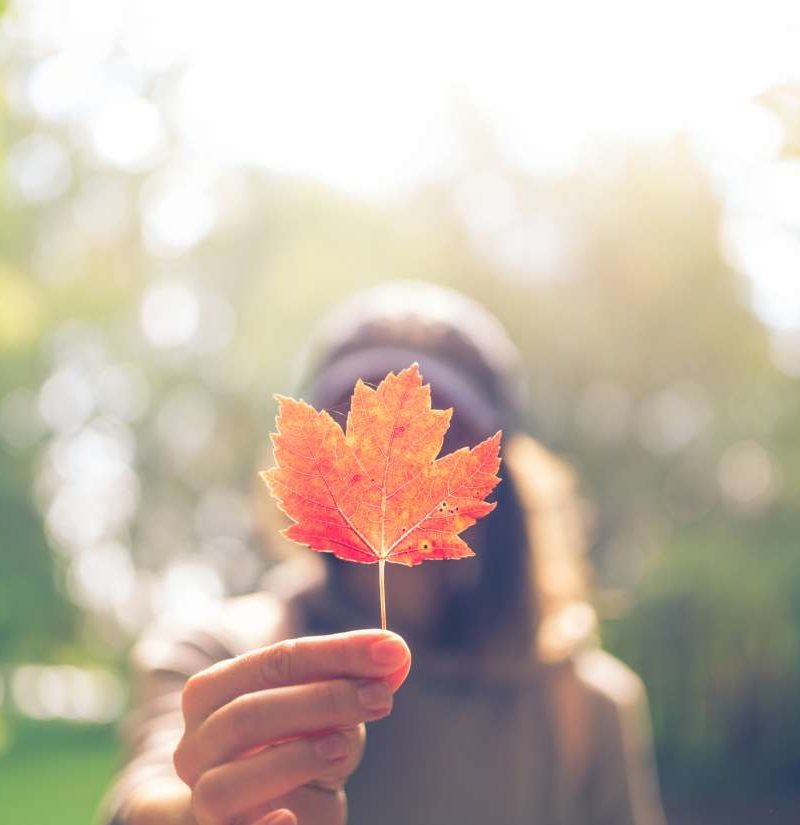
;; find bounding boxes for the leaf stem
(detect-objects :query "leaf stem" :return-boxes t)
[379,557,387,630]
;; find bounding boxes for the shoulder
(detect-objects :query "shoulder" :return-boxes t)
[549,647,647,728]
[568,647,651,752]
[569,652,666,823]
[566,648,657,783]
[571,648,646,712]
[546,647,650,777]
[548,648,666,824]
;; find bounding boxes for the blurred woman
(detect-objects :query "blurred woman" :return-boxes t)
[101,281,666,825]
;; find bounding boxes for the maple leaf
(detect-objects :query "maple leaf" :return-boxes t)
[261,363,502,629]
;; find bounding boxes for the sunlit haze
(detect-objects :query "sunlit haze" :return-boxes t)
[6,0,800,336]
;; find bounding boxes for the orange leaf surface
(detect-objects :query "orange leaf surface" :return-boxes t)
[261,363,502,569]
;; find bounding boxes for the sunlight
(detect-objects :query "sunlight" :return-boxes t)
[7,0,800,332]
[12,0,800,190]
[171,0,800,189]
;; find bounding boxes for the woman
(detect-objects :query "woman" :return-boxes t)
[101,282,666,825]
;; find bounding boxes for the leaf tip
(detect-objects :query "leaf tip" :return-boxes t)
[401,361,423,382]
[259,467,278,494]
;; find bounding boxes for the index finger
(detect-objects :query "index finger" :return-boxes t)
[182,629,411,724]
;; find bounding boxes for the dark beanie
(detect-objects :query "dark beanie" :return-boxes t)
[291,280,529,438]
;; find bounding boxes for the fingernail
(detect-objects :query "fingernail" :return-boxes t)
[370,637,407,666]
[357,680,393,712]
[314,732,349,761]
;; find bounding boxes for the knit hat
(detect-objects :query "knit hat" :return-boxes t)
[292,280,529,441]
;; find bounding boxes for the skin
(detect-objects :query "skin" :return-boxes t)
[127,395,493,825]
[127,539,489,825]
[128,629,412,825]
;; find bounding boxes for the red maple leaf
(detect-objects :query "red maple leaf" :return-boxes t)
[261,363,502,628]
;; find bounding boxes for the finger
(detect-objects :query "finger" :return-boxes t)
[184,680,387,781]
[307,723,366,790]
[247,785,345,825]
[182,630,410,724]
[268,785,346,825]
[191,730,356,825]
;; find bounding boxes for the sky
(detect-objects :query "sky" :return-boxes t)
[7,0,800,335]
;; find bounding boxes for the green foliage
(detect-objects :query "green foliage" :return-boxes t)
[0,450,76,659]
[0,719,118,824]
[604,518,800,794]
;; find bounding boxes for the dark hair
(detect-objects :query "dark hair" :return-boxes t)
[287,282,559,657]
[433,461,534,652]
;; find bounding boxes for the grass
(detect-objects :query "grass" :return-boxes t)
[0,717,119,824]
[2,716,799,824]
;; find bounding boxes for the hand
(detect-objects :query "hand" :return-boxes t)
[172,629,411,825]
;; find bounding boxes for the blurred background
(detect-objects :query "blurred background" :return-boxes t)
[1,0,799,822]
